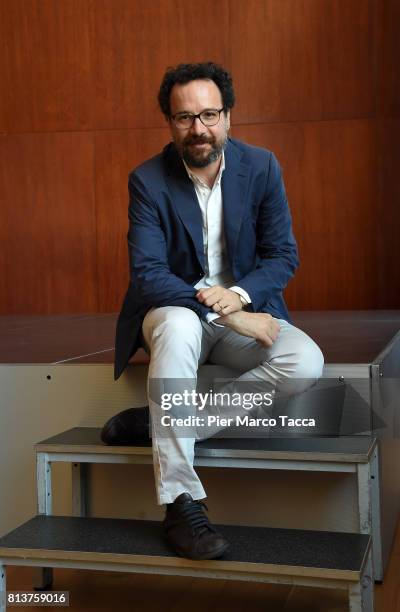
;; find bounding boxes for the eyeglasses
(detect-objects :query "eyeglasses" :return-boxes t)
[170,108,225,129]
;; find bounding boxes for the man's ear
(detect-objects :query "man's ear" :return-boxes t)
[225,109,231,131]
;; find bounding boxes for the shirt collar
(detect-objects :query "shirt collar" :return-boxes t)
[183,150,225,189]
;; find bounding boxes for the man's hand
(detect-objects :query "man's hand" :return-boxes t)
[196,286,243,316]
[215,311,281,347]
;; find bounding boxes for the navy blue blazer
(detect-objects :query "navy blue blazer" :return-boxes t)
[114,137,299,380]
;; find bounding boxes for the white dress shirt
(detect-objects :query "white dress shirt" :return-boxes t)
[183,152,251,324]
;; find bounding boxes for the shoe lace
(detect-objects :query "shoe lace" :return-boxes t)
[180,500,216,537]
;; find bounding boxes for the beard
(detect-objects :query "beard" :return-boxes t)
[180,133,228,168]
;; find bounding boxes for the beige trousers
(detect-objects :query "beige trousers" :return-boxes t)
[142,306,324,505]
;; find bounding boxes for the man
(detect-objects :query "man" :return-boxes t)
[114,62,324,561]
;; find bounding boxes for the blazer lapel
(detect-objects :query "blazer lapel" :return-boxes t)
[163,140,250,273]
[221,140,249,266]
[164,145,205,271]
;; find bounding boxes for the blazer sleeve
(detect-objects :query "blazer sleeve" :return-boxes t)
[127,171,212,321]
[235,152,299,312]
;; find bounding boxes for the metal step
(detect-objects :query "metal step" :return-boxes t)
[0,515,373,612]
[34,427,382,584]
[36,427,376,465]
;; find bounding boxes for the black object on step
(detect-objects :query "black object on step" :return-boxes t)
[101,406,151,446]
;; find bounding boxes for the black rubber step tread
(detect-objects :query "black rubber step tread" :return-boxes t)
[0,515,369,574]
[36,427,375,458]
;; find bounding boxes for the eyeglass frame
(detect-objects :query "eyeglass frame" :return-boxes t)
[169,107,226,129]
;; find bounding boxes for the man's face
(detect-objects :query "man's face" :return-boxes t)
[168,79,230,168]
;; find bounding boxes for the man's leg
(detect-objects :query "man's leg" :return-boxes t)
[203,318,324,429]
[142,306,207,505]
[142,306,230,560]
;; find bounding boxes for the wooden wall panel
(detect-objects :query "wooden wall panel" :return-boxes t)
[0,133,98,314]
[232,120,379,309]
[94,128,170,312]
[230,0,375,123]
[86,0,230,130]
[375,0,400,308]
[0,0,230,133]
[376,0,400,117]
[376,119,400,308]
[0,0,92,133]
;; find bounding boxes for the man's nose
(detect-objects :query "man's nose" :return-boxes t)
[190,116,206,136]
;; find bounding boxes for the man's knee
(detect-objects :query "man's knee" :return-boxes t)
[143,306,202,353]
[267,337,324,396]
[294,340,324,381]
[286,340,324,395]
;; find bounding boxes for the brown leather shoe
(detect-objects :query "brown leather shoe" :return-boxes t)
[163,493,230,560]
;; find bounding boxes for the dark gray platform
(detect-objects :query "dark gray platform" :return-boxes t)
[0,515,370,574]
[35,427,376,463]
[0,311,399,364]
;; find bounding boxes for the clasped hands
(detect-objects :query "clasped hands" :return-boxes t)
[196,286,242,316]
[195,286,280,348]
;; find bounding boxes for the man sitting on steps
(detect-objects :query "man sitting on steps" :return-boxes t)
[114,62,324,561]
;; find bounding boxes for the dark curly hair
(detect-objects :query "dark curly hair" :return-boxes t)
[158,62,235,117]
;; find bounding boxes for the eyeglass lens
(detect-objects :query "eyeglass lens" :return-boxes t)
[174,109,221,128]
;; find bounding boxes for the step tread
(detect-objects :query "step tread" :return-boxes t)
[0,515,369,577]
[35,427,376,462]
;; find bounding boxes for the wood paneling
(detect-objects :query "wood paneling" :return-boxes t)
[0,132,98,314]
[86,0,230,130]
[376,0,400,118]
[374,0,400,309]
[94,128,170,311]
[0,0,92,133]
[376,119,400,308]
[0,0,397,313]
[0,0,230,133]
[232,120,379,309]
[230,0,375,124]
